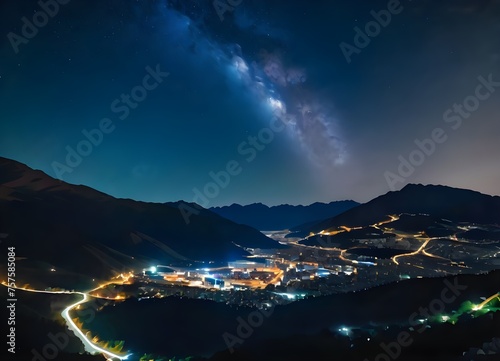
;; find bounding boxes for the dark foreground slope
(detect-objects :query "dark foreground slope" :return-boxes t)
[85,270,500,361]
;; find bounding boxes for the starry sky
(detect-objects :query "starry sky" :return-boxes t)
[1,0,499,206]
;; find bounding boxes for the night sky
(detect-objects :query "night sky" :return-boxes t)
[1,0,499,206]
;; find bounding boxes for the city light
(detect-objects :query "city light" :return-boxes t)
[472,304,483,311]
[338,326,351,336]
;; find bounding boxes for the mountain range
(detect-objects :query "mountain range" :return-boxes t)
[285,183,500,244]
[210,200,359,230]
[304,183,500,233]
[0,157,279,286]
[2,155,500,287]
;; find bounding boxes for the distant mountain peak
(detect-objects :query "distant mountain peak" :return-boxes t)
[210,200,360,230]
[304,183,500,233]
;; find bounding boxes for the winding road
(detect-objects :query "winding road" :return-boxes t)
[1,280,131,360]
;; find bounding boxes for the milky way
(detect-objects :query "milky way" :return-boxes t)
[157,0,346,168]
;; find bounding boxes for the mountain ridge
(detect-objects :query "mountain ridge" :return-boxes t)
[303,183,500,234]
[0,156,280,285]
[210,200,360,230]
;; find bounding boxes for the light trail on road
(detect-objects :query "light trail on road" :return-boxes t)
[392,239,432,265]
[1,281,131,360]
[61,293,130,360]
[474,292,500,310]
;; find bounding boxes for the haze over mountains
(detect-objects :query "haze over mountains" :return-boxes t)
[210,200,359,230]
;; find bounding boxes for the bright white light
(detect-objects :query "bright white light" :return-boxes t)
[233,56,249,74]
[61,294,131,360]
[268,97,284,111]
[337,326,351,336]
[150,266,157,273]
